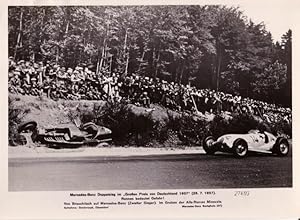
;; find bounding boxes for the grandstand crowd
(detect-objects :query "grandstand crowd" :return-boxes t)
[8,58,292,124]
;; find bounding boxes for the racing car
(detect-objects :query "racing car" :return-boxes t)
[203,130,289,158]
[18,120,112,148]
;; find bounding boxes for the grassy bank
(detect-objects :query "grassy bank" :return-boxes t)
[9,94,292,147]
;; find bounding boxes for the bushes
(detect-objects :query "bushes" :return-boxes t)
[205,112,292,139]
[207,112,260,138]
[52,97,294,147]
[8,97,30,146]
[74,102,291,146]
[84,101,158,146]
[8,94,292,148]
[269,119,292,138]
[167,112,208,145]
[206,112,293,140]
[108,103,160,146]
[166,112,261,145]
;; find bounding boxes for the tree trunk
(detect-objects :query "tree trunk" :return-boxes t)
[99,43,105,73]
[109,55,113,73]
[14,8,23,60]
[56,46,59,64]
[179,60,185,84]
[38,8,46,60]
[124,54,129,75]
[80,32,85,63]
[62,8,70,66]
[42,8,46,24]
[210,56,216,89]
[88,29,92,63]
[151,49,155,77]
[137,49,145,73]
[124,28,128,53]
[96,58,99,75]
[123,28,129,75]
[154,52,160,78]
[216,52,222,92]
[65,21,69,34]
[99,18,110,73]
[174,63,179,82]
[96,49,100,75]
[214,38,222,91]
[32,52,35,63]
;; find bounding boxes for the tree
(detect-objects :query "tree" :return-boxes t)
[253,61,287,103]
[280,30,292,106]
[8,5,290,106]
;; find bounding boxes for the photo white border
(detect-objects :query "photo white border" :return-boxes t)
[0,0,299,219]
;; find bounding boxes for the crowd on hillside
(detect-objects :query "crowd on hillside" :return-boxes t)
[8,58,292,124]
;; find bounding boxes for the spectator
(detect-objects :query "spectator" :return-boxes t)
[7,58,291,125]
[139,91,151,108]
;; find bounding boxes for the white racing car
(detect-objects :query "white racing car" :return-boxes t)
[203,130,290,158]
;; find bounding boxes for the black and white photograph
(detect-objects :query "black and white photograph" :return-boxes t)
[7,4,293,192]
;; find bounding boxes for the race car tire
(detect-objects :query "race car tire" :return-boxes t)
[18,121,37,133]
[233,138,248,158]
[80,122,98,140]
[273,137,289,156]
[203,136,216,155]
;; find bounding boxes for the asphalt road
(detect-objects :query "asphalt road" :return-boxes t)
[9,151,292,191]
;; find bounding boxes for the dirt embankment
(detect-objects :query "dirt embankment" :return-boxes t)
[10,94,219,130]
[9,94,185,147]
[10,94,106,128]
[11,94,234,149]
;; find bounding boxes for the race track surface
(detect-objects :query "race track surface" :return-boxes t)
[9,151,292,191]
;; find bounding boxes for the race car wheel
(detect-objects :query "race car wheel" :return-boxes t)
[233,139,248,158]
[18,121,37,133]
[273,137,289,156]
[203,136,216,155]
[80,122,98,140]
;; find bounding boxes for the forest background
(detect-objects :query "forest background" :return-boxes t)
[8,5,292,106]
